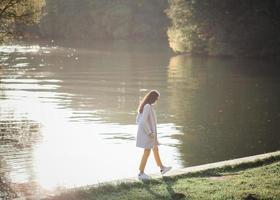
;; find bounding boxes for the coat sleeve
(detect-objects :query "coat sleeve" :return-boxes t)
[140,104,152,135]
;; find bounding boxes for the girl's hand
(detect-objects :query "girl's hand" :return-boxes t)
[149,133,155,138]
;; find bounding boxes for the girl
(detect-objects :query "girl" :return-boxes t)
[136,90,172,180]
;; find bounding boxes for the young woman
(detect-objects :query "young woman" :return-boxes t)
[136,90,171,180]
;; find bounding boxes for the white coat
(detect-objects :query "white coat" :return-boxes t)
[136,104,159,149]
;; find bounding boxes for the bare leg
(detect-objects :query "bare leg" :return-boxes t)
[153,145,164,169]
[139,149,151,173]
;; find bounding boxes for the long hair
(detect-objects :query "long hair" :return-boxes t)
[137,90,160,113]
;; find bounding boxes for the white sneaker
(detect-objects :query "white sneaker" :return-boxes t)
[160,166,172,175]
[138,172,151,180]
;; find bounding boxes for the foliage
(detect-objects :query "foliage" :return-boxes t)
[166,0,280,58]
[0,0,45,43]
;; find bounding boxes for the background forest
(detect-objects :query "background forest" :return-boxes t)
[1,0,280,57]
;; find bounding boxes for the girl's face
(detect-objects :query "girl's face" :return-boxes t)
[153,96,159,104]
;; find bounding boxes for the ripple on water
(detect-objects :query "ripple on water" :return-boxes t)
[0,45,40,53]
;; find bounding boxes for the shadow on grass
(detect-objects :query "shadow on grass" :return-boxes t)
[140,176,188,200]
[137,155,280,200]
[162,176,188,200]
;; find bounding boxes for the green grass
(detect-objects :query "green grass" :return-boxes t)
[46,156,280,200]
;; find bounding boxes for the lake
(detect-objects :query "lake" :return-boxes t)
[0,41,279,198]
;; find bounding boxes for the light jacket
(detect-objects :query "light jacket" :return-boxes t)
[136,104,159,149]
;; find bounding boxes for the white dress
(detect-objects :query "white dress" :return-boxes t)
[136,104,159,149]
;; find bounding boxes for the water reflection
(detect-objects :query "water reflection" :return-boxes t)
[0,117,41,198]
[167,56,280,166]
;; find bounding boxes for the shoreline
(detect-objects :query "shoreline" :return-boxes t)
[79,151,280,188]
[43,150,280,200]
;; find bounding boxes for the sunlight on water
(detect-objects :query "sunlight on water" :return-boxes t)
[0,44,183,195]
[1,85,182,189]
[0,45,41,53]
[33,122,181,190]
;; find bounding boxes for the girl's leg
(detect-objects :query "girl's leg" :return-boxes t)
[139,149,151,173]
[152,145,164,169]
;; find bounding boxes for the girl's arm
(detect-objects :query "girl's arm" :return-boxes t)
[140,104,153,136]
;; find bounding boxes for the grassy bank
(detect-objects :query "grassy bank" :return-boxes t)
[46,155,280,200]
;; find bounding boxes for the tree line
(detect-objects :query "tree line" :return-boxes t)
[1,0,280,58]
[38,0,168,41]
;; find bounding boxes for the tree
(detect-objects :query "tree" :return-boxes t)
[0,0,45,43]
[166,0,280,58]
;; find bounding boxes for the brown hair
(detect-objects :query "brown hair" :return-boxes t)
[137,90,160,113]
